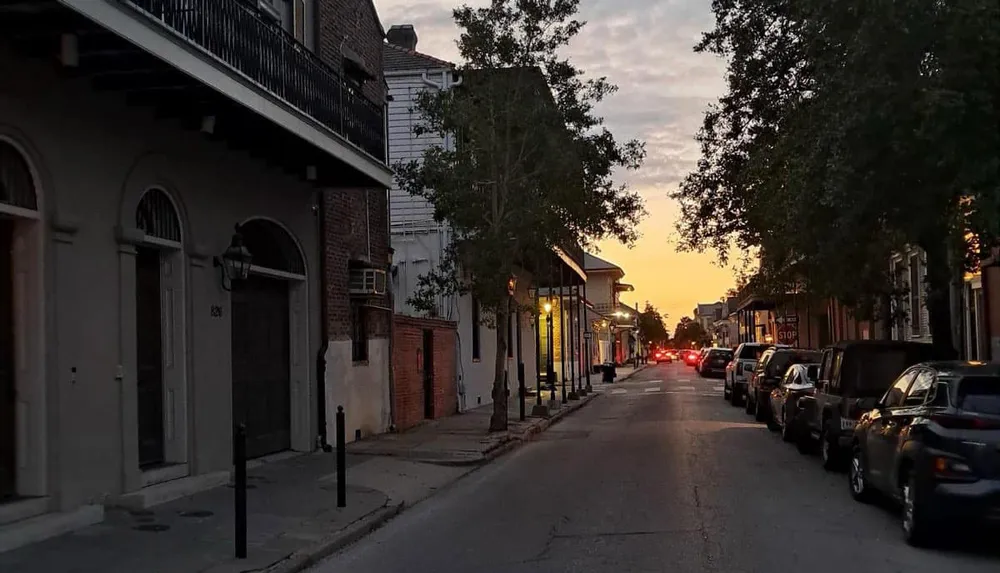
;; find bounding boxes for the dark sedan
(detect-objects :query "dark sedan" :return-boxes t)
[848,361,1000,547]
[768,363,819,440]
[699,348,733,379]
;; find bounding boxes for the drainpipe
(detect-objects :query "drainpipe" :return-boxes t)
[386,188,397,432]
[315,189,332,452]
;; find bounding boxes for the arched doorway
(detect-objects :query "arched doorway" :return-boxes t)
[230,219,306,459]
[134,188,185,470]
[0,140,40,501]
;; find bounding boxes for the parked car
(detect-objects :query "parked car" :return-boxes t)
[796,340,953,470]
[725,342,772,406]
[768,363,820,440]
[699,347,734,379]
[746,348,821,421]
[848,361,1000,546]
[693,348,710,372]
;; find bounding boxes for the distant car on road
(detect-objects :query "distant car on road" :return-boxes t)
[651,348,671,364]
[683,350,701,367]
[699,347,733,379]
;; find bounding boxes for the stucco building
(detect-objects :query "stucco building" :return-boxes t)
[0,0,391,551]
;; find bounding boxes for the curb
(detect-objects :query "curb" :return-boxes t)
[614,364,649,383]
[264,500,405,573]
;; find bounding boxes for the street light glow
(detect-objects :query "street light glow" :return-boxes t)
[543,302,552,313]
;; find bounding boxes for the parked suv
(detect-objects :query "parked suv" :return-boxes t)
[849,362,1000,546]
[725,342,771,406]
[796,340,951,470]
[746,348,822,422]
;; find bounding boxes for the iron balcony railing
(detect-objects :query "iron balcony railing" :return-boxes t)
[117,0,386,162]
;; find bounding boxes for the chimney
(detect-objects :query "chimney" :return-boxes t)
[387,24,418,51]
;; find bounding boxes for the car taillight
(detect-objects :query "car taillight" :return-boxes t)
[930,414,1000,430]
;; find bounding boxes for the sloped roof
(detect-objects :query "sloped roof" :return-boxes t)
[584,252,623,273]
[383,42,454,72]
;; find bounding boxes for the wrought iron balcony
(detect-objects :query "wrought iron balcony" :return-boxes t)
[116,0,386,162]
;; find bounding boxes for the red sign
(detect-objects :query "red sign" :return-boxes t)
[776,323,798,344]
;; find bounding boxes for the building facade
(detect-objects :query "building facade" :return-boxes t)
[0,0,390,551]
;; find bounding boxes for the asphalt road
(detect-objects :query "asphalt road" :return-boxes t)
[310,362,1000,573]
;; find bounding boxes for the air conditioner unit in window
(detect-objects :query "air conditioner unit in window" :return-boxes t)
[349,268,387,296]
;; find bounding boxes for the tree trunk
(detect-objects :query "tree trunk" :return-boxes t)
[490,303,510,432]
[921,240,958,358]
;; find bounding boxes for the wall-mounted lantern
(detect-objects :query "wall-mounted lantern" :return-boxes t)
[507,275,517,296]
[214,224,253,291]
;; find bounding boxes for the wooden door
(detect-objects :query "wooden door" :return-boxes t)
[231,275,291,459]
[136,246,165,469]
[0,219,16,499]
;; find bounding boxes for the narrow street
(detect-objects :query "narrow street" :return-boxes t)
[310,363,1000,573]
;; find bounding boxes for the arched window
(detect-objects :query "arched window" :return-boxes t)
[0,141,38,211]
[136,188,181,243]
[239,219,305,276]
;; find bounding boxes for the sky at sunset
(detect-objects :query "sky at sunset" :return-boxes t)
[375,0,740,330]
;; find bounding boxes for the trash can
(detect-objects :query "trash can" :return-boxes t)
[601,362,617,384]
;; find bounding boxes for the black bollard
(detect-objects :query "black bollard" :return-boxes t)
[336,406,346,508]
[234,424,247,559]
[517,361,526,421]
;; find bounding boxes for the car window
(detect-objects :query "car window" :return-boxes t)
[904,370,935,406]
[781,367,796,386]
[739,345,766,360]
[805,364,820,382]
[817,351,832,390]
[955,376,1000,415]
[829,350,844,392]
[755,351,773,374]
[927,381,950,407]
[883,370,917,408]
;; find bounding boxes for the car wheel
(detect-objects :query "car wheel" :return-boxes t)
[796,428,817,455]
[744,389,754,414]
[730,384,742,407]
[781,408,795,442]
[723,378,731,400]
[821,423,844,472]
[849,445,874,503]
[901,473,935,547]
[766,402,781,431]
[754,392,769,422]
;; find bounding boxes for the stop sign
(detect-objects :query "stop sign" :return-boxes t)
[776,323,797,343]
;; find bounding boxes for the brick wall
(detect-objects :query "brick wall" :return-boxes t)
[323,188,390,340]
[317,0,386,104]
[393,316,458,431]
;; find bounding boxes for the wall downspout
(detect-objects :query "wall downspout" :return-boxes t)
[315,189,331,452]
[384,93,397,432]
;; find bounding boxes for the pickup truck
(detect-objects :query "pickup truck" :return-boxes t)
[725,342,779,406]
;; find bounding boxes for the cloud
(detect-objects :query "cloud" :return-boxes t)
[374,0,735,322]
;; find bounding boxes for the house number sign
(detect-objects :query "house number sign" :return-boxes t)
[210,305,224,318]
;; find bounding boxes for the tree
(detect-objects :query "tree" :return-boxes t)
[396,0,646,431]
[637,302,669,348]
[672,0,1000,355]
[672,317,711,349]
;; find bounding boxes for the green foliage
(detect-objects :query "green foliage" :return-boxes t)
[673,0,1000,350]
[672,317,712,349]
[637,302,670,346]
[395,0,647,429]
[396,0,646,319]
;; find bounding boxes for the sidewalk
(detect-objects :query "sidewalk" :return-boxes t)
[348,381,601,465]
[0,381,605,573]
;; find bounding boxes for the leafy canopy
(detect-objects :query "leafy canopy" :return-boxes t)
[637,302,670,346]
[672,0,1000,347]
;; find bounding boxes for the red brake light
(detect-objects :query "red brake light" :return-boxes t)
[930,414,1000,430]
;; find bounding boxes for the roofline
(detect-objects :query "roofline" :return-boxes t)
[384,68,453,77]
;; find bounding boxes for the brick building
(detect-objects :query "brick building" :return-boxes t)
[392,316,458,431]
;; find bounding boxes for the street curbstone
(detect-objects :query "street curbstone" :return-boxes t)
[264,500,405,573]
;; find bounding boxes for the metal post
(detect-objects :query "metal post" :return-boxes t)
[583,282,592,391]
[635,302,640,368]
[534,287,542,408]
[548,304,556,402]
[234,424,247,559]
[559,278,567,404]
[568,284,579,400]
[516,295,525,420]
[336,406,346,508]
